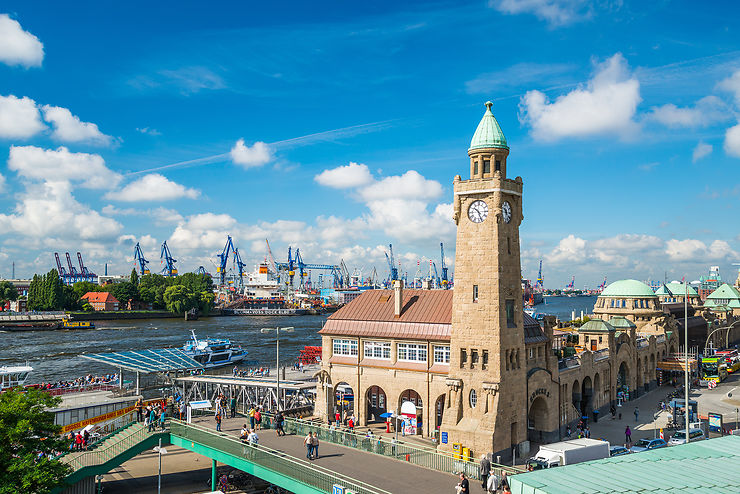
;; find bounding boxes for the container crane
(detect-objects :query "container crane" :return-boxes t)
[77,252,97,283]
[232,247,247,287]
[160,241,178,277]
[54,253,71,285]
[597,276,607,291]
[440,242,449,289]
[432,262,440,289]
[133,242,150,275]
[66,252,80,283]
[385,243,398,284]
[536,260,543,289]
[194,266,209,276]
[565,276,575,290]
[277,246,342,289]
[216,236,236,286]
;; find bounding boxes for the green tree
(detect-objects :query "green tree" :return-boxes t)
[71,281,101,300]
[198,290,215,315]
[109,282,139,309]
[130,268,139,287]
[0,388,71,493]
[163,285,197,314]
[0,281,18,305]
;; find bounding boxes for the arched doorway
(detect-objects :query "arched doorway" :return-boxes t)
[593,373,601,408]
[617,362,629,403]
[399,389,423,436]
[434,394,445,430]
[334,382,354,421]
[580,376,593,416]
[528,396,549,443]
[366,385,387,423]
[571,379,581,418]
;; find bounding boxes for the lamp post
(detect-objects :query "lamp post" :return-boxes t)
[153,438,168,494]
[260,326,294,411]
[704,320,740,356]
[684,281,689,444]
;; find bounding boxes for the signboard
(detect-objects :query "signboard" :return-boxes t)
[708,412,723,433]
[189,400,212,410]
[441,432,448,444]
[332,485,344,494]
[403,417,417,436]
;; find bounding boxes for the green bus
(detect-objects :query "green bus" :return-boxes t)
[701,357,728,383]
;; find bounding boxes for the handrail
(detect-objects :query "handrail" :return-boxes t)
[56,421,137,460]
[258,412,523,478]
[170,420,390,494]
[61,422,167,471]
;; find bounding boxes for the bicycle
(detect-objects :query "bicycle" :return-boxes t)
[264,485,287,494]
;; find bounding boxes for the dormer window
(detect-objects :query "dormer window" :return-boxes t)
[495,160,501,171]
[483,159,491,174]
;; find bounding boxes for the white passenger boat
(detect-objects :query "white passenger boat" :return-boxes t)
[181,330,247,369]
[0,364,33,390]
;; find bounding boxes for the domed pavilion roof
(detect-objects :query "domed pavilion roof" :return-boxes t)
[469,101,509,151]
[599,279,657,298]
[665,281,699,297]
[578,319,615,333]
[608,316,637,330]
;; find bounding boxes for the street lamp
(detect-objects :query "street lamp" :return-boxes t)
[704,320,740,356]
[260,326,294,411]
[684,281,689,445]
[153,438,168,494]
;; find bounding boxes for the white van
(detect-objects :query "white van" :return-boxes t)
[668,428,705,445]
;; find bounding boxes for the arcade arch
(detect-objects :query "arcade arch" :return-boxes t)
[366,385,387,423]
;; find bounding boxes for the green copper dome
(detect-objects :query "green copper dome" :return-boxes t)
[665,281,699,297]
[608,316,637,330]
[599,279,657,298]
[578,319,615,333]
[469,101,509,151]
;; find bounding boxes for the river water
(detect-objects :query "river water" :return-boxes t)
[1,296,597,384]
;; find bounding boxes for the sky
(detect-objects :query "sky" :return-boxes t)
[0,0,739,289]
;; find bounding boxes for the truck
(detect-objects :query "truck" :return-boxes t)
[526,438,610,470]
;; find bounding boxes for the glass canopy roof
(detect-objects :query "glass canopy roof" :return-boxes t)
[82,348,203,373]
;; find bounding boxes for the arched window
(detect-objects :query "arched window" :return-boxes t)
[469,389,477,408]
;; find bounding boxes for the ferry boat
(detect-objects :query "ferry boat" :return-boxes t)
[0,364,33,390]
[181,330,248,369]
[62,320,95,329]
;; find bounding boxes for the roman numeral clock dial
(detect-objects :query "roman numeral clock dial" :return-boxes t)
[467,200,488,223]
[502,201,512,223]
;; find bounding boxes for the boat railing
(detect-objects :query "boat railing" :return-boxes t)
[32,383,120,396]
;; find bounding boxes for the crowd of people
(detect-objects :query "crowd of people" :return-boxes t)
[134,398,169,432]
[232,366,270,378]
[32,373,119,391]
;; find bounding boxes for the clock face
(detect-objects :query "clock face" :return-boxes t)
[502,201,512,223]
[468,200,488,223]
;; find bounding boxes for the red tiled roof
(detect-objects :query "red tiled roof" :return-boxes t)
[328,289,453,324]
[81,292,119,303]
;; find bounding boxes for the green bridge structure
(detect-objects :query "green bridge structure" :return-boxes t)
[57,414,522,493]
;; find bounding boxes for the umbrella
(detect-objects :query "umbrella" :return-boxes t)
[379,412,396,418]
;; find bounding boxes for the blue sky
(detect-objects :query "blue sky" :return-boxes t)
[0,1,739,288]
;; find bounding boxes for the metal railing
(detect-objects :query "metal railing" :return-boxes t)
[61,421,166,471]
[258,412,523,479]
[170,420,390,494]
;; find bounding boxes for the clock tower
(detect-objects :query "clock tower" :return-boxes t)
[440,101,527,459]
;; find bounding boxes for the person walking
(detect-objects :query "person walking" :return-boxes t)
[348,416,355,432]
[335,410,341,424]
[230,396,236,418]
[240,424,249,441]
[148,407,157,432]
[311,431,320,459]
[566,425,571,438]
[247,429,259,446]
[249,407,256,430]
[304,432,313,459]
[74,431,83,451]
[159,408,167,430]
[610,405,616,420]
[275,411,285,436]
[254,407,262,430]
[625,425,632,445]
[456,473,469,494]
[135,398,143,422]
[215,411,222,432]
[634,407,639,422]
[479,454,490,491]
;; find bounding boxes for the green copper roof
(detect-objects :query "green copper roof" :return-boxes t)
[665,281,699,297]
[510,435,740,494]
[654,284,672,296]
[608,316,637,330]
[578,319,615,333]
[599,279,657,298]
[469,101,509,151]
[703,283,740,308]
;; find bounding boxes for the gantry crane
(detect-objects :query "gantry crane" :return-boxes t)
[160,241,178,277]
[440,242,449,289]
[134,242,150,275]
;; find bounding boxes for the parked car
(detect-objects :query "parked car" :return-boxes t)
[668,428,705,445]
[609,445,630,457]
[629,438,667,453]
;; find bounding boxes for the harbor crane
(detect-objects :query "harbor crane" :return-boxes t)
[66,253,80,283]
[133,242,150,275]
[194,266,210,276]
[565,276,575,290]
[278,246,342,289]
[536,260,543,289]
[598,276,607,291]
[440,242,449,289]
[160,241,178,277]
[77,252,96,282]
[216,236,238,286]
[385,243,399,284]
[54,253,71,285]
[232,247,247,287]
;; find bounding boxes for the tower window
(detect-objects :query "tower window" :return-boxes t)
[495,160,501,172]
[469,389,477,408]
[460,349,467,368]
[471,349,479,369]
[482,350,488,369]
[473,285,479,302]
[483,160,491,173]
[506,299,516,328]
[473,161,478,175]
[507,237,511,255]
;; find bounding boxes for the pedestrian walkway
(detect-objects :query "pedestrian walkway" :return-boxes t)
[190,414,460,493]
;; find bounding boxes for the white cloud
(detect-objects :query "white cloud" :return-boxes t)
[724,123,740,158]
[0,181,121,240]
[8,145,121,189]
[102,205,184,226]
[170,213,239,250]
[136,127,161,136]
[546,234,587,264]
[519,53,641,141]
[647,96,729,128]
[665,238,738,262]
[359,170,443,202]
[230,139,272,168]
[692,142,712,163]
[314,162,374,189]
[717,69,740,105]
[0,94,45,138]
[0,172,5,193]
[105,173,200,202]
[489,0,592,27]
[41,105,113,145]
[0,14,44,68]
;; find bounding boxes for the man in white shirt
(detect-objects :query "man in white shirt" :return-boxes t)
[247,429,259,446]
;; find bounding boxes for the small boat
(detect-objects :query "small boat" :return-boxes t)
[181,330,247,369]
[1,364,33,390]
[62,320,95,329]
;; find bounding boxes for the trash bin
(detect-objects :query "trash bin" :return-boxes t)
[593,410,600,423]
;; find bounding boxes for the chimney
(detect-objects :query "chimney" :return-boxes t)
[394,279,404,317]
